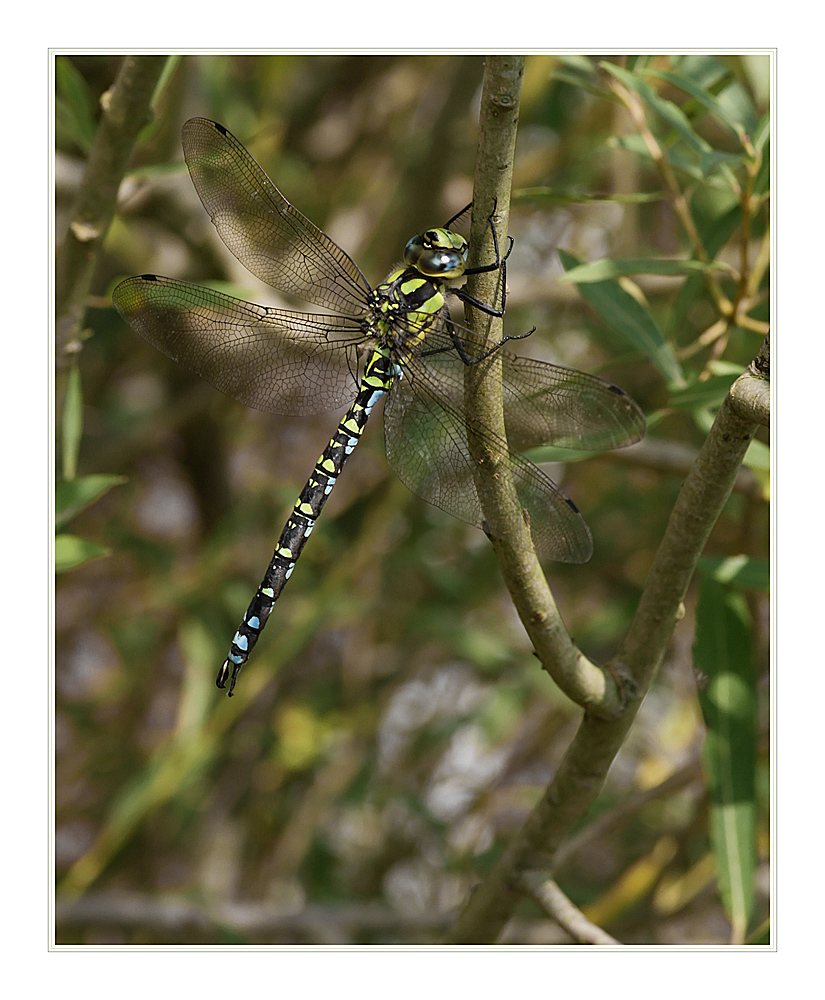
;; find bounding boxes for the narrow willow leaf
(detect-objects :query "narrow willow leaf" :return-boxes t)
[671,203,742,334]
[698,149,748,177]
[601,63,712,157]
[752,113,770,153]
[698,556,769,593]
[694,577,757,940]
[671,53,731,91]
[742,438,770,472]
[55,56,97,153]
[176,619,218,738]
[151,55,181,108]
[556,54,600,75]
[136,56,183,146]
[643,68,745,138]
[552,56,608,99]
[516,187,662,206]
[610,135,705,183]
[61,365,84,482]
[558,257,729,284]
[55,474,127,531]
[524,445,594,465]
[551,71,611,100]
[55,534,111,573]
[711,73,761,140]
[754,135,771,198]
[670,371,740,412]
[558,249,683,385]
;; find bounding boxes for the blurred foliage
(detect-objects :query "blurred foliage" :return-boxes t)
[54,53,770,945]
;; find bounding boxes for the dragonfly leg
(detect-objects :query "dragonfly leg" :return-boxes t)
[443,201,474,230]
[418,321,536,366]
[455,199,516,316]
[451,323,536,366]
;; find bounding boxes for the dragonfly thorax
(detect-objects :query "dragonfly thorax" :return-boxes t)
[369,266,447,348]
[404,227,468,279]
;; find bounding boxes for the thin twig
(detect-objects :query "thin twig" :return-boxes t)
[518,873,621,945]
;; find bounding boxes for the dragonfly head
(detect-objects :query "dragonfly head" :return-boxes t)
[404,228,468,280]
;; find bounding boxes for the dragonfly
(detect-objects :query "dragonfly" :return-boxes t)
[113,118,645,696]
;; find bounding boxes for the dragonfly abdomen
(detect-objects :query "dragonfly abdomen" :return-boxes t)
[217,347,398,695]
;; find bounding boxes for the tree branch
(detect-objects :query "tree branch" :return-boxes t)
[55,54,168,367]
[444,336,766,943]
[462,55,625,719]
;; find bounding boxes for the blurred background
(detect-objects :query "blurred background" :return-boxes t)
[54,53,770,945]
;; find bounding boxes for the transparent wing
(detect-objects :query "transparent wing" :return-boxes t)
[181,118,372,316]
[498,356,646,452]
[383,348,595,564]
[112,275,364,416]
[418,322,646,452]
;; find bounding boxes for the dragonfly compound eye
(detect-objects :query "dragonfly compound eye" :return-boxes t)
[415,249,466,279]
[405,229,468,278]
[404,234,426,267]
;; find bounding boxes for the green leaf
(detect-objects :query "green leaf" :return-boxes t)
[135,56,183,147]
[55,56,98,154]
[56,474,127,531]
[752,113,770,154]
[670,370,741,412]
[714,73,761,140]
[743,437,770,472]
[601,62,712,157]
[150,55,182,109]
[55,534,111,573]
[671,203,742,335]
[176,619,219,738]
[609,135,705,183]
[558,249,683,385]
[609,121,743,185]
[698,149,748,178]
[670,54,732,95]
[61,365,84,482]
[643,68,746,138]
[694,577,757,940]
[124,159,190,181]
[753,134,771,198]
[558,257,730,284]
[556,54,600,77]
[698,556,769,593]
[525,445,603,465]
[515,187,662,207]
[552,56,608,99]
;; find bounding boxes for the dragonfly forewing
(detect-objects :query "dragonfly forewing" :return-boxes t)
[182,118,371,316]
